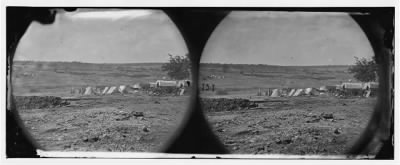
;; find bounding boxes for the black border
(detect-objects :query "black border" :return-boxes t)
[5,7,395,159]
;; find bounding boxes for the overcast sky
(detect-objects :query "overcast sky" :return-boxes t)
[14,9,187,63]
[201,11,374,66]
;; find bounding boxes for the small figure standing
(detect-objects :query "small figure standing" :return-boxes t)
[212,84,215,92]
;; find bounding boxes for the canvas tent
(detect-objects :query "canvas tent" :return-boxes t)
[341,82,363,89]
[156,80,177,87]
[304,88,319,96]
[287,89,296,96]
[106,86,119,95]
[319,86,328,92]
[84,86,95,95]
[102,87,110,95]
[270,89,280,97]
[340,82,364,96]
[304,88,312,95]
[292,89,305,96]
[132,83,141,89]
[118,85,128,94]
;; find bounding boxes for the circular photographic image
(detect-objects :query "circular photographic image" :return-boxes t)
[200,11,379,155]
[11,9,192,152]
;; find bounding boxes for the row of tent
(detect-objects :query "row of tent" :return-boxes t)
[339,82,379,90]
[316,82,379,92]
[262,88,321,97]
[70,80,192,96]
[261,82,379,98]
[153,80,191,88]
[71,85,141,96]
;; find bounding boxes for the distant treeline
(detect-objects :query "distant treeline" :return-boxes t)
[200,63,351,68]
[13,60,166,66]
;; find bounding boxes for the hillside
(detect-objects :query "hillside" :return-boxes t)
[200,63,354,95]
[11,61,167,96]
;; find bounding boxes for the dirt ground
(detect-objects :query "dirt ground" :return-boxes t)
[16,95,189,152]
[204,96,378,155]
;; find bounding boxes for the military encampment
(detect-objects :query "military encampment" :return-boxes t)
[10,9,384,157]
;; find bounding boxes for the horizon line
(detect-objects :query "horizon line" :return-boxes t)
[13,60,353,67]
[13,60,168,64]
[199,62,352,67]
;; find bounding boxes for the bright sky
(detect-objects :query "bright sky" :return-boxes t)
[14,9,187,63]
[201,11,375,66]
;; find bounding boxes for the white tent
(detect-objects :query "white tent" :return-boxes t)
[132,83,141,89]
[292,89,305,96]
[156,80,177,87]
[304,88,319,96]
[123,85,137,93]
[106,86,119,95]
[319,86,328,92]
[304,88,312,95]
[102,87,110,95]
[287,89,296,96]
[84,86,94,95]
[270,89,280,97]
[341,82,363,89]
[118,85,128,94]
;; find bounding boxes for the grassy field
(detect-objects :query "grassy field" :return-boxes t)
[200,63,353,95]
[12,61,167,96]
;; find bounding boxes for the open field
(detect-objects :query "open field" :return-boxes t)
[12,61,166,96]
[11,61,190,152]
[200,63,353,95]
